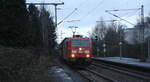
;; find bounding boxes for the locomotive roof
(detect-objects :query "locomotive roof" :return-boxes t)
[59,37,91,45]
[69,37,90,39]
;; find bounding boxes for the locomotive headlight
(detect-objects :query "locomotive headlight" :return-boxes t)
[72,50,77,53]
[71,54,75,58]
[79,48,82,51]
[84,50,90,53]
[86,54,90,58]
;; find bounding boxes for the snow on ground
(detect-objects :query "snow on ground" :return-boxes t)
[94,57,150,69]
[48,66,74,82]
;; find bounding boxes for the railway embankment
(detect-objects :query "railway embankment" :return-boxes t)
[0,46,54,82]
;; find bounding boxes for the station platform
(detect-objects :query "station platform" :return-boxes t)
[93,57,150,69]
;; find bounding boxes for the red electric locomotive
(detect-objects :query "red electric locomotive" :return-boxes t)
[59,36,92,64]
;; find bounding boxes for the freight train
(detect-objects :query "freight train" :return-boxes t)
[59,35,92,66]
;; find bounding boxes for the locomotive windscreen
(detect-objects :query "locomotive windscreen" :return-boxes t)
[72,40,89,47]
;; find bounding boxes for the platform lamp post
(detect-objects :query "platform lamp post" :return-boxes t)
[119,42,122,60]
[95,36,98,57]
[140,5,146,62]
[103,43,106,57]
[119,26,123,60]
[147,36,150,62]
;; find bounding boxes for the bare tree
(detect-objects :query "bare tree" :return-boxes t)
[92,18,107,40]
[91,18,126,57]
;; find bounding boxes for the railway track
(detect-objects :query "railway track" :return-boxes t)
[88,59,150,82]
[76,59,150,82]
[77,70,95,82]
[77,68,116,82]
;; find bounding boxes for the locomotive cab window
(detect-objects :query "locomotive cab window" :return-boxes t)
[72,40,89,47]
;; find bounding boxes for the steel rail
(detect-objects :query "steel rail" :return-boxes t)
[91,61,150,81]
[76,67,116,82]
[77,70,96,82]
[86,68,117,82]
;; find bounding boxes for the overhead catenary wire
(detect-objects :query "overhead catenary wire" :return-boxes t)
[105,10,135,25]
[105,7,143,26]
[77,0,90,8]
[80,0,104,20]
[57,0,103,25]
[105,8,140,20]
[123,9,140,17]
[106,8,140,12]
[62,0,90,22]
[57,8,78,25]
[120,10,141,21]
[57,0,90,25]
[57,0,91,42]
[56,0,90,11]
[110,10,140,24]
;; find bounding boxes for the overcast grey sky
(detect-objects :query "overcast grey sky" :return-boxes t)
[27,0,150,43]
